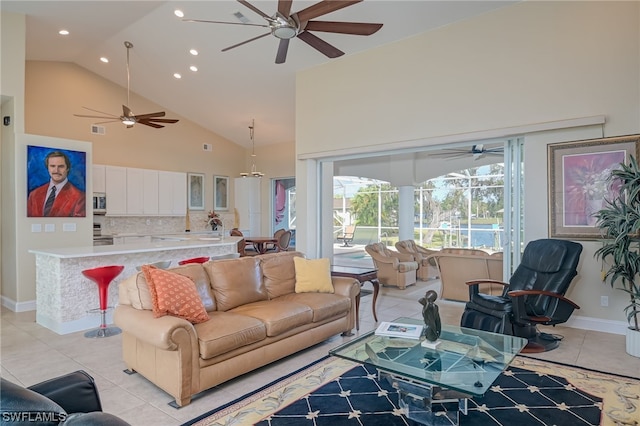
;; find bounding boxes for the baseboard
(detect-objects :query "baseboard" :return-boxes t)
[1,296,36,312]
[564,315,627,336]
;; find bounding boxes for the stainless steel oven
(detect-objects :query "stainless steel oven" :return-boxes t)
[92,222,113,245]
[93,236,114,246]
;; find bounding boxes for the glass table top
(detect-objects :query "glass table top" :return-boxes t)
[329,317,527,397]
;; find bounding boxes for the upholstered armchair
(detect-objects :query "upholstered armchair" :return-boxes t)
[460,239,583,353]
[394,240,439,281]
[365,242,418,289]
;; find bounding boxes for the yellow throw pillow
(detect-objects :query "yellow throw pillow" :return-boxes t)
[141,265,209,324]
[293,257,334,293]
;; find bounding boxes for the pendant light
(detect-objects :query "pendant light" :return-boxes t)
[240,119,264,177]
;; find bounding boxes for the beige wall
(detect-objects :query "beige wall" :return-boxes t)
[295,1,640,330]
[1,53,295,307]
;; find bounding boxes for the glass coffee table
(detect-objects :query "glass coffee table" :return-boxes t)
[329,317,527,425]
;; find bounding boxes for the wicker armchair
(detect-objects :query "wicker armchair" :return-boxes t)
[395,240,439,281]
[365,242,418,289]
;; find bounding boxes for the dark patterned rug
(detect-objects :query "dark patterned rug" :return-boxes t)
[184,356,639,426]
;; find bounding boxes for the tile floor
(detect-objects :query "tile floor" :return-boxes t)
[2,250,639,425]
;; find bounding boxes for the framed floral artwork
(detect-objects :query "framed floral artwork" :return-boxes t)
[214,175,229,211]
[548,135,640,240]
[188,172,205,210]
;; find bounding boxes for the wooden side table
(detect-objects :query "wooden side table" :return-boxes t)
[331,265,379,330]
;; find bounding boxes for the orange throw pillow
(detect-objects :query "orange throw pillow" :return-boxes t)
[141,265,209,324]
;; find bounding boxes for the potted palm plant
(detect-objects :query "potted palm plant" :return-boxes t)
[594,155,640,358]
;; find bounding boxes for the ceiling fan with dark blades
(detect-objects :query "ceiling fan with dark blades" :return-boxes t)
[429,144,505,160]
[74,41,179,129]
[184,0,383,64]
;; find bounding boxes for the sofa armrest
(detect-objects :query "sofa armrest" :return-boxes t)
[332,276,360,299]
[113,305,196,351]
[332,276,360,332]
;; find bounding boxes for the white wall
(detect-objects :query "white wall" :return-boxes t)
[295,1,640,330]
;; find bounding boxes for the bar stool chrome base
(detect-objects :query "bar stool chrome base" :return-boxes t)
[85,326,122,338]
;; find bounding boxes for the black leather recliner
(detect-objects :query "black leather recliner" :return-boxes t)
[460,239,583,352]
[0,370,130,425]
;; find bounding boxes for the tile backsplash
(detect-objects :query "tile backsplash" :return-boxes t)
[96,211,235,236]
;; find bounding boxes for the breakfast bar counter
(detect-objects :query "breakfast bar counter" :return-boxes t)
[29,236,240,335]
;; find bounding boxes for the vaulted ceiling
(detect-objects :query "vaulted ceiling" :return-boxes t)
[2,0,516,148]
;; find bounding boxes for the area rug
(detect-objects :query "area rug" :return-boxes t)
[184,355,639,426]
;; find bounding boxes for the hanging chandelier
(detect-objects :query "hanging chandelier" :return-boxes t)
[240,119,264,178]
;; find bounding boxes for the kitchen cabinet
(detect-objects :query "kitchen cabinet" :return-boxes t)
[158,171,187,216]
[103,165,185,216]
[93,165,106,193]
[126,168,144,215]
[143,169,159,215]
[234,177,261,236]
[105,166,127,215]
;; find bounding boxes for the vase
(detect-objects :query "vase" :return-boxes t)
[211,224,218,231]
[626,327,640,358]
[585,198,602,226]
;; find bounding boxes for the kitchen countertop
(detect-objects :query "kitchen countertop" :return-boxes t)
[30,235,240,259]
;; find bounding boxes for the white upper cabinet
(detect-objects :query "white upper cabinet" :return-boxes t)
[105,166,127,215]
[101,165,185,216]
[93,165,106,193]
[158,171,187,216]
[126,168,144,215]
[143,169,159,215]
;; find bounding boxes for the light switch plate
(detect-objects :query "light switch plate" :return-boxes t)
[44,224,55,232]
[62,223,76,232]
[31,224,42,232]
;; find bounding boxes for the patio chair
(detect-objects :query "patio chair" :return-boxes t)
[337,225,357,247]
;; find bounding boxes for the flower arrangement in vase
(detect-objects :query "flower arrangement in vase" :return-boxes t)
[206,210,223,231]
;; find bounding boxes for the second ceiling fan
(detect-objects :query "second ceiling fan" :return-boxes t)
[74,41,179,129]
[186,0,383,64]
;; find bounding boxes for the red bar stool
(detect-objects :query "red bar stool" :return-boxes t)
[178,256,210,265]
[83,265,124,338]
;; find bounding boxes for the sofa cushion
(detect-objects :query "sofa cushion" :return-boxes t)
[194,312,266,359]
[276,293,350,323]
[141,265,210,324]
[204,257,268,311]
[260,251,304,298]
[230,300,313,337]
[120,264,216,312]
[293,257,334,293]
[167,264,216,312]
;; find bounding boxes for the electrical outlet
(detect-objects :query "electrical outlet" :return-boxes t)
[601,296,609,307]
[146,219,151,225]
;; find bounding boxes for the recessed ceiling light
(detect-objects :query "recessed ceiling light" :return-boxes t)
[58,30,69,35]
[174,10,184,18]
[190,49,198,56]
[100,57,109,63]
[190,65,198,72]
[173,73,182,79]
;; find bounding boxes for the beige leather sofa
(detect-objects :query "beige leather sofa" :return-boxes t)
[395,240,439,281]
[425,248,503,302]
[365,243,418,289]
[114,251,359,407]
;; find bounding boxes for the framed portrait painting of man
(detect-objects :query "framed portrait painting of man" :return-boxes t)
[27,145,87,217]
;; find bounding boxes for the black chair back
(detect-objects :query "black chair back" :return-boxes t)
[506,239,582,316]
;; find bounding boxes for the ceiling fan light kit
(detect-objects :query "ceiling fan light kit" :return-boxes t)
[185,0,382,64]
[73,41,179,129]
